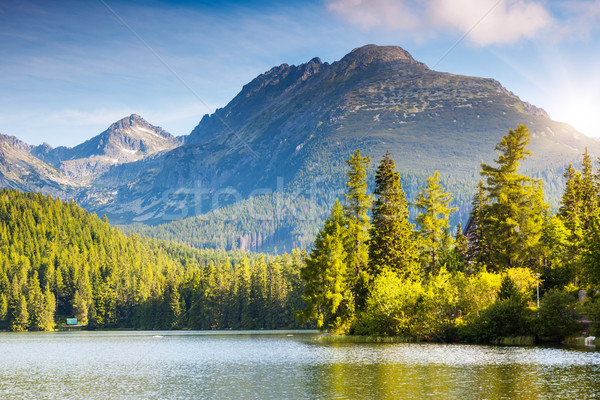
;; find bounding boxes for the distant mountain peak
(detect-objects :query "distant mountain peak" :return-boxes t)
[106,114,172,139]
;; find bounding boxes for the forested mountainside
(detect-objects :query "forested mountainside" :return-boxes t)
[0,189,306,331]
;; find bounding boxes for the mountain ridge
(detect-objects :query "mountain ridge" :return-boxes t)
[1,44,598,252]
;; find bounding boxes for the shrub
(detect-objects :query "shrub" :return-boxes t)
[536,290,581,342]
[460,296,533,343]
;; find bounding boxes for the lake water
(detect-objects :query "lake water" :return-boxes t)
[1,331,599,399]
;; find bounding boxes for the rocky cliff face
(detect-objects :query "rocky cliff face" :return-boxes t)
[34,114,181,179]
[0,133,77,198]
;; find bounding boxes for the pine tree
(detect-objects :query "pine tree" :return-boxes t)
[27,271,45,331]
[167,281,182,329]
[480,125,548,270]
[451,222,469,272]
[466,180,491,268]
[415,171,456,275]
[580,148,598,226]
[559,163,582,235]
[343,149,371,277]
[40,283,55,331]
[368,151,419,280]
[0,293,7,328]
[300,200,353,332]
[9,278,28,331]
[343,149,371,310]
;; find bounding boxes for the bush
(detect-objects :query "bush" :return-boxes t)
[460,296,533,343]
[352,270,424,337]
[536,290,581,342]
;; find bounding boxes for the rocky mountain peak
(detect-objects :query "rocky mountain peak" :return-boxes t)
[106,114,172,139]
[340,44,420,66]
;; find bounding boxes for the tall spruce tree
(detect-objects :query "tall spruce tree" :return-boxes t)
[451,223,469,272]
[344,149,371,276]
[480,125,548,270]
[466,180,491,268]
[343,149,371,309]
[415,171,456,275]
[368,151,419,280]
[580,148,598,224]
[299,199,353,332]
[559,163,582,235]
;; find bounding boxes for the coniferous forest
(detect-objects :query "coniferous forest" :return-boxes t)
[0,190,306,331]
[299,125,600,343]
[2,124,600,343]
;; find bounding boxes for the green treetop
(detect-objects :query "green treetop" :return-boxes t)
[466,180,491,269]
[480,125,548,270]
[415,171,456,275]
[368,151,419,280]
[580,148,598,225]
[343,149,371,277]
[343,149,371,310]
[299,199,353,332]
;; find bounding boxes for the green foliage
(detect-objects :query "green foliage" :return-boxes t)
[465,180,490,269]
[447,223,468,272]
[0,189,306,331]
[299,200,353,332]
[581,217,600,286]
[343,149,371,281]
[460,296,533,343]
[541,215,576,290]
[368,151,419,280]
[352,269,423,337]
[480,125,548,270]
[535,289,581,342]
[415,171,456,275]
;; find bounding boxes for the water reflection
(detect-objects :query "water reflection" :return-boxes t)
[0,331,599,399]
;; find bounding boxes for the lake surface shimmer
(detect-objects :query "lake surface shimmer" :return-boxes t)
[1,331,599,399]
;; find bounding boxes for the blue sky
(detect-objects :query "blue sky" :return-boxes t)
[1,0,600,146]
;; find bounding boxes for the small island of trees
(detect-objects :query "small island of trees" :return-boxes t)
[299,125,600,343]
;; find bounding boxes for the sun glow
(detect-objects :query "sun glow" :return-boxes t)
[551,89,600,138]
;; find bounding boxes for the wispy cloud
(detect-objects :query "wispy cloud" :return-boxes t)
[326,0,421,31]
[326,0,600,46]
[45,108,134,127]
[427,0,553,45]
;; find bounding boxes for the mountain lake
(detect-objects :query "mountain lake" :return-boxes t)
[1,330,599,399]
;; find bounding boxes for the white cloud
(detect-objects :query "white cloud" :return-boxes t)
[553,0,600,41]
[326,0,555,45]
[327,0,421,31]
[428,0,554,45]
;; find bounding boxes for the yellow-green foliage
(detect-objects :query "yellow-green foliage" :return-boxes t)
[506,268,538,299]
[356,269,424,337]
[455,270,502,320]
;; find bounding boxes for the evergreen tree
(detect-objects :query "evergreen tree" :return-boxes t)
[40,283,56,331]
[300,200,353,332]
[559,163,582,235]
[167,281,182,329]
[480,125,548,270]
[27,271,46,331]
[580,148,598,226]
[0,293,7,328]
[368,151,419,280]
[415,171,456,275]
[466,180,491,268]
[450,223,469,272]
[10,278,29,332]
[343,149,371,278]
